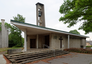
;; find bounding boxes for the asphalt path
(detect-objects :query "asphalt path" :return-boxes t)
[34,53,92,64]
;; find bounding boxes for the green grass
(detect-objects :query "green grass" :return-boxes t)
[0,47,23,52]
[11,46,23,49]
[86,46,92,47]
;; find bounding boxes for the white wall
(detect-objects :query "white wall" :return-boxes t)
[0,31,2,48]
[1,21,8,48]
[70,38,81,48]
[50,33,86,50]
[27,33,86,51]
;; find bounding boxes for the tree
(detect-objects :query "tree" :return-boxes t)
[59,0,92,34]
[9,25,24,47]
[13,14,25,47]
[9,14,25,47]
[69,29,80,35]
[13,14,25,23]
[9,26,21,47]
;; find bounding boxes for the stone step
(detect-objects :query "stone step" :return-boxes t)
[15,54,53,63]
[4,50,69,64]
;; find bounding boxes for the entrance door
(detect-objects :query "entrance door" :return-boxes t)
[45,35,49,48]
[30,39,36,48]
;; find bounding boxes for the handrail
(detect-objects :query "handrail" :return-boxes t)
[43,44,49,48]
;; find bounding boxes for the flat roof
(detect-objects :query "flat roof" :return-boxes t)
[11,20,89,38]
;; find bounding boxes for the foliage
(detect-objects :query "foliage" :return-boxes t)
[9,26,21,47]
[59,0,92,34]
[9,14,25,47]
[13,14,25,22]
[69,29,80,34]
[64,48,92,54]
[9,26,24,47]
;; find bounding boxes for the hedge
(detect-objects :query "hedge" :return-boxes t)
[64,48,92,54]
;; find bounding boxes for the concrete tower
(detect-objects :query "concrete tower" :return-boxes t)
[0,19,8,48]
[36,2,45,27]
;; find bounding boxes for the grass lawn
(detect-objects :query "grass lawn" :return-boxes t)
[86,46,92,47]
[0,47,23,52]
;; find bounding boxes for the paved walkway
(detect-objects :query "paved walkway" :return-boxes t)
[0,55,6,64]
[34,53,92,64]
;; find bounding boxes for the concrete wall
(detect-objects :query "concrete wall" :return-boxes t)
[0,21,8,48]
[5,28,8,47]
[38,35,45,48]
[50,33,68,50]
[0,31,2,48]
[27,33,86,50]
[69,38,86,48]
[69,38,81,48]
[82,39,86,47]
[50,34,59,49]
[49,33,86,50]
[2,23,8,48]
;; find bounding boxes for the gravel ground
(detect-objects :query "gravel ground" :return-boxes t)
[34,53,92,64]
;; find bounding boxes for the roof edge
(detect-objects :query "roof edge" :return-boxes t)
[11,20,89,38]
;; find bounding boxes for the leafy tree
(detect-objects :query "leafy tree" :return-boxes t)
[59,0,92,34]
[13,14,25,22]
[11,14,25,47]
[9,26,21,47]
[9,25,24,47]
[69,29,80,35]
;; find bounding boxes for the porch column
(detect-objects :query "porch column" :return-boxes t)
[24,30,27,51]
[36,35,38,49]
[68,35,70,48]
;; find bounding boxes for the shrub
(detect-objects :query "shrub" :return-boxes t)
[64,48,92,54]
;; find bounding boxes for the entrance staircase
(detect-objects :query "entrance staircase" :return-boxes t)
[4,50,69,64]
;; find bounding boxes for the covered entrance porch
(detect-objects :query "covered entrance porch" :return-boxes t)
[27,34,50,51]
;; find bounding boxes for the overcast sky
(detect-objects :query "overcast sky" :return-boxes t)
[0,0,92,40]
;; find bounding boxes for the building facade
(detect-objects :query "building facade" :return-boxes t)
[11,20,88,51]
[11,2,88,51]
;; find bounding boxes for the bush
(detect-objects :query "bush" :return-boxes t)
[64,48,92,54]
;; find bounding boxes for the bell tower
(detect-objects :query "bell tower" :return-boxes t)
[36,2,45,27]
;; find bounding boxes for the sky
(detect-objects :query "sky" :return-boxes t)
[0,0,92,40]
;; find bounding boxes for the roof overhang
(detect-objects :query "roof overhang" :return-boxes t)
[11,20,89,38]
